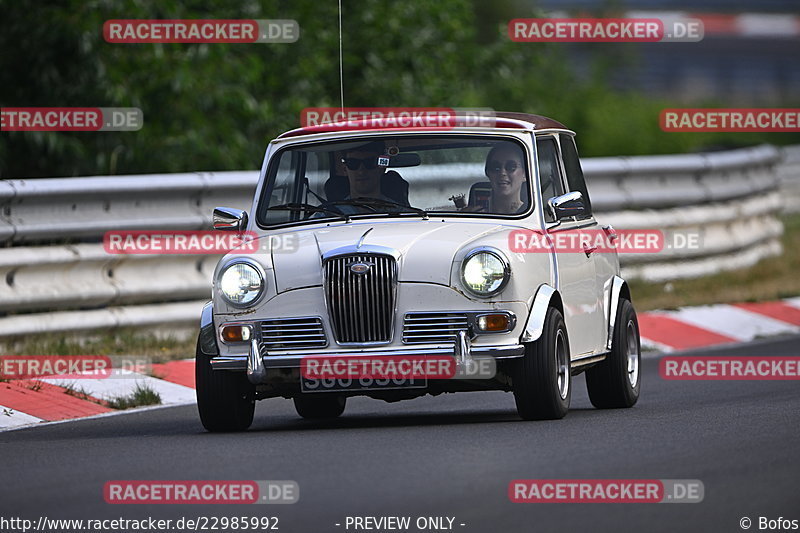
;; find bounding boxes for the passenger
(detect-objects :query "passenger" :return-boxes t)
[482,143,528,214]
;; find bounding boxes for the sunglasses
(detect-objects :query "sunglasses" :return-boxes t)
[342,157,379,170]
[487,160,522,174]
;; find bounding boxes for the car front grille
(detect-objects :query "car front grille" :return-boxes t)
[259,317,327,352]
[403,312,469,344]
[324,253,396,344]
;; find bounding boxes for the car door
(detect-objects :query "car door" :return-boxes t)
[557,133,609,354]
[536,135,600,358]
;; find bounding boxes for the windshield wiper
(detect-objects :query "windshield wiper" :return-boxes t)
[269,203,350,222]
[330,197,429,220]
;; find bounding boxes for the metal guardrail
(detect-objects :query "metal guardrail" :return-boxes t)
[777,144,800,214]
[0,144,790,337]
[0,171,257,243]
[584,144,785,281]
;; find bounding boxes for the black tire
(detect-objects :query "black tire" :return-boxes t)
[586,298,641,409]
[293,395,346,419]
[195,338,255,432]
[513,307,571,420]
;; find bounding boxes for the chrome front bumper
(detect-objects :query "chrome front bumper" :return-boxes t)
[211,335,525,379]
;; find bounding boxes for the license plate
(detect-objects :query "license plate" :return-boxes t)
[300,376,427,393]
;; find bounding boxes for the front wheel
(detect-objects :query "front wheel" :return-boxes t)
[513,307,571,420]
[293,395,346,419]
[585,298,641,408]
[195,337,255,432]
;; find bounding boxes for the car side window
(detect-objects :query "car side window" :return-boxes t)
[536,137,565,222]
[560,134,592,218]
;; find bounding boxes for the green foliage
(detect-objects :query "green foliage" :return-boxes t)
[1,0,798,178]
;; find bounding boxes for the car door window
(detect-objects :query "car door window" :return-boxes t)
[560,134,592,218]
[536,137,565,222]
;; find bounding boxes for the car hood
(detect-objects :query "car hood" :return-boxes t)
[270,219,511,293]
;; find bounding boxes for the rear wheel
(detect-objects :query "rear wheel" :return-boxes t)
[586,298,641,408]
[513,307,571,420]
[195,337,255,432]
[294,395,347,419]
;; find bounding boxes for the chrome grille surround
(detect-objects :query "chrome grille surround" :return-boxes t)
[259,316,327,353]
[323,252,397,344]
[403,312,469,344]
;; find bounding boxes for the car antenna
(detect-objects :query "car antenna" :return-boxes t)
[338,0,345,113]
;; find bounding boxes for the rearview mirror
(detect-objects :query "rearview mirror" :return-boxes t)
[213,207,248,232]
[388,153,421,167]
[548,191,586,221]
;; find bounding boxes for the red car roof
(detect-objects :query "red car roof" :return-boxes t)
[277,112,568,139]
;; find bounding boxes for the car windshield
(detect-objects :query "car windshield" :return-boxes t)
[257,135,532,227]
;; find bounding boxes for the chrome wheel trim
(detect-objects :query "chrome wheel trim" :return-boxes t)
[555,329,569,400]
[626,319,640,388]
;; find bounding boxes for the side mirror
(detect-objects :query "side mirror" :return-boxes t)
[213,207,248,232]
[548,191,586,221]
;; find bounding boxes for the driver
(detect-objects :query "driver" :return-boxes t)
[322,141,410,215]
[311,142,408,219]
[341,141,391,200]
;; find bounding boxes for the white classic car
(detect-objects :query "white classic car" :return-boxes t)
[196,112,641,431]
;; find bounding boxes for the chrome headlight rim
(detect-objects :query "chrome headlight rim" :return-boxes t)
[217,258,267,308]
[460,246,511,298]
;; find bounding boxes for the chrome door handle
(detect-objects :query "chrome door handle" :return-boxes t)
[602,224,618,242]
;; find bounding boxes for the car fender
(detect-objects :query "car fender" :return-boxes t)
[605,275,631,351]
[520,284,563,343]
[198,301,219,356]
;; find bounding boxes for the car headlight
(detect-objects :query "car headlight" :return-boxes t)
[218,261,264,306]
[461,248,510,297]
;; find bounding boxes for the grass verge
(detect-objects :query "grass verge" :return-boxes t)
[106,383,162,410]
[0,328,195,361]
[61,381,92,401]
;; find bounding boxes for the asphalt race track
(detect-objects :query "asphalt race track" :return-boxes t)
[2,336,799,533]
